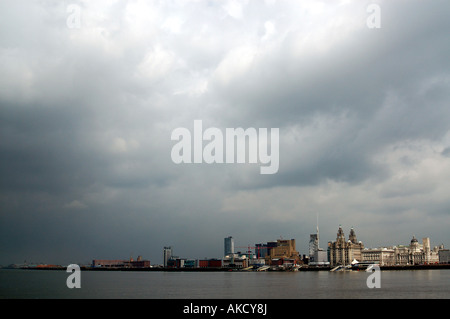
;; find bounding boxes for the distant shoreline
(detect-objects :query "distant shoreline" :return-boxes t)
[4,263,450,272]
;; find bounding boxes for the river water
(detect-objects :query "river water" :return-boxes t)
[0,269,449,299]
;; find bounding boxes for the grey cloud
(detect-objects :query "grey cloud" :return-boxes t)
[442,148,450,158]
[1,0,450,265]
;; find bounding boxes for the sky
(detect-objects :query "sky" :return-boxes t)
[1,0,450,266]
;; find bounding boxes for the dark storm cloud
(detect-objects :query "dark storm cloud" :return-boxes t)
[1,0,450,265]
[205,0,450,188]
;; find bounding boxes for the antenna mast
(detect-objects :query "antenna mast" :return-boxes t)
[316,212,320,248]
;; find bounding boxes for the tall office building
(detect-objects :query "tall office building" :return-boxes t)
[309,234,319,257]
[163,246,172,268]
[224,236,234,256]
[309,212,321,257]
[308,212,329,266]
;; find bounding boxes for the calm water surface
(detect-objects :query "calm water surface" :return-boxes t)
[0,269,449,299]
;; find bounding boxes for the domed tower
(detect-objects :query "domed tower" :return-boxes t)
[410,236,420,252]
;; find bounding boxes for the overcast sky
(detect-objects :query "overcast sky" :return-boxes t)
[1,0,450,266]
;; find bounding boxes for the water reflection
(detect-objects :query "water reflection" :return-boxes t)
[1,269,449,299]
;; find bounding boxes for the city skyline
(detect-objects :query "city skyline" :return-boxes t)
[7,225,445,267]
[1,0,450,267]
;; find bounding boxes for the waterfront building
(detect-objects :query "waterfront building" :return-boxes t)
[309,224,330,266]
[255,243,269,258]
[361,237,444,266]
[222,255,248,268]
[265,239,301,266]
[184,259,198,268]
[248,257,266,267]
[266,241,278,257]
[309,212,321,258]
[224,236,235,256]
[92,260,126,268]
[166,257,198,269]
[124,259,151,268]
[361,248,395,266]
[163,246,172,268]
[92,257,150,268]
[309,234,319,257]
[310,249,329,266]
[439,248,450,264]
[393,237,440,265]
[199,259,223,268]
[167,256,182,268]
[328,226,364,267]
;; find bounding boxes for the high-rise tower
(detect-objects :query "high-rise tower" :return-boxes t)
[224,236,234,256]
[309,213,329,266]
[163,246,172,268]
[310,212,320,255]
[309,234,319,257]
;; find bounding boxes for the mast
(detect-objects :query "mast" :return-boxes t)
[316,212,320,249]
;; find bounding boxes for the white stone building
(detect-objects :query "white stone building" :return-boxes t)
[362,236,442,266]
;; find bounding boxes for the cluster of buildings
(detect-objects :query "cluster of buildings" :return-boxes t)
[91,255,151,268]
[163,238,306,270]
[163,246,215,269]
[162,227,450,270]
[89,226,449,270]
[327,226,450,267]
[163,236,321,270]
[223,237,304,269]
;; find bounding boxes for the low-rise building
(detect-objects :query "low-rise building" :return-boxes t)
[184,259,198,268]
[248,257,266,267]
[92,260,126,268]
[199,259,222,268]
[309,248,329,266]
[222,255,248,268]
[92,257,150,268]
[167,257,198,268]
[361,248,395,266]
